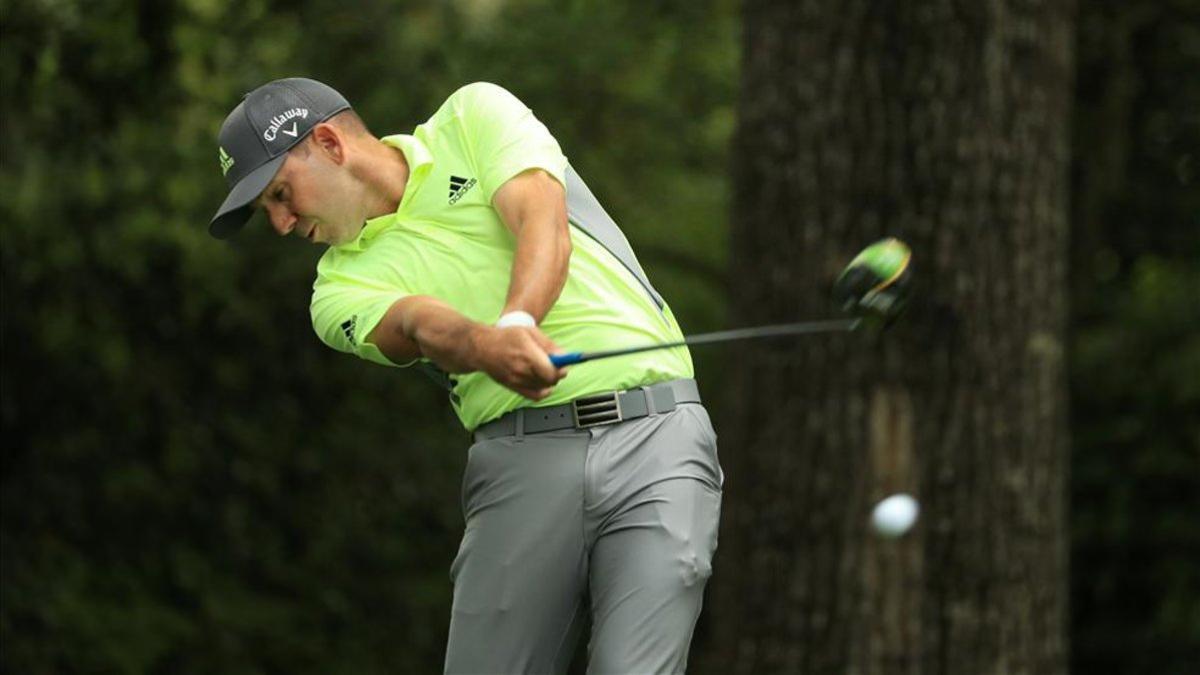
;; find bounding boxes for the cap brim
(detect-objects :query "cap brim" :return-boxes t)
[208,154,289,239]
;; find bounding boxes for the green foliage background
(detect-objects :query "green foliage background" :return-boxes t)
[1069,1,1200,670]
[0,0,1194,672]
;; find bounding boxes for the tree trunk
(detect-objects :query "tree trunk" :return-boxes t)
[699,1,1073,673]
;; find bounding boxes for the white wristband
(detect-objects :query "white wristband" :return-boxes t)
[495,310,537,328]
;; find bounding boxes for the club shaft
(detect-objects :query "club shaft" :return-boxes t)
[551,318,861,367]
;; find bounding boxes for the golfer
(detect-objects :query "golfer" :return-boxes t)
[209,78,723,674]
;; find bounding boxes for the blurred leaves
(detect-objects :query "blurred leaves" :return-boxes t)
[1069,0,1200,671]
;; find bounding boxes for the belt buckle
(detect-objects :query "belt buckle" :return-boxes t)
[572,391,623,429]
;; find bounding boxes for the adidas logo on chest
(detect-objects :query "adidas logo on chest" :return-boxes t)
[448,175,478,204]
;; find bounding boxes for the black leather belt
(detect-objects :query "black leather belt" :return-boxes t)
[473,379,701,441]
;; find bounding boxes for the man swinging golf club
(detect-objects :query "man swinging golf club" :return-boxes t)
[209,78,722,674]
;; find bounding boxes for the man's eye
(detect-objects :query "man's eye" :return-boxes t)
[274,188,286,201]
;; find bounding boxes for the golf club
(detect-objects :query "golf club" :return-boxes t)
[549,318,863,367]
[549,237,913,368]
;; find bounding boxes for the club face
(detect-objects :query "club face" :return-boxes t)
[857,268,911,327]
[833,238,913,327]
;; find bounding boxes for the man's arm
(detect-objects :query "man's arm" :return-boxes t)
[365,168,570,400]
[491,168,571,322]
[366,295,566,400]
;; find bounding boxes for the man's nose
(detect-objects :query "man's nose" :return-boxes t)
[266,203,297,236]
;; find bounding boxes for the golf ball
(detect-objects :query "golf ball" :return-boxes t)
[871,493,920,538]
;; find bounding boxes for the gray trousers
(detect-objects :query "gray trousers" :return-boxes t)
[445,403,723,674]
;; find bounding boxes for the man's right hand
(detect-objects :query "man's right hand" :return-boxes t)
[471,324,568,400]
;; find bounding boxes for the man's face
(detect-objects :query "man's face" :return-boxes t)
[256,135,365,246]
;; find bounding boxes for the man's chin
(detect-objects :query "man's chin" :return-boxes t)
[313,228,338,246]
[328,224,365,246]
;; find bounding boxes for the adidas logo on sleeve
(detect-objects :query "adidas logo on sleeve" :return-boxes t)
[340,315,358,346]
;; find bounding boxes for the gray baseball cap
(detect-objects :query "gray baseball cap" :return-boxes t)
[209,77,351,239]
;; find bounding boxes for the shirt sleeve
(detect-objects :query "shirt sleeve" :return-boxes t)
[310,272,415,368]
[452,82,569,202]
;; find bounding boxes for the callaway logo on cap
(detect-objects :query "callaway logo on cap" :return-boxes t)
[209,77,351,239]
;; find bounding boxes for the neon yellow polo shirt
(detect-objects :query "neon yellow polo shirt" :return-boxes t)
[310,82,692,430]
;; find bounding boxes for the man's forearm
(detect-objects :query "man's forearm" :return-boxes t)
[503,214,571,322]
[396,298,485,374]
[383,295,566,400]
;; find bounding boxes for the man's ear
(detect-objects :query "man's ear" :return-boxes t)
[309,123,345,164]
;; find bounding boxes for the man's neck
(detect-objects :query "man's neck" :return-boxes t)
[359,140,410,218]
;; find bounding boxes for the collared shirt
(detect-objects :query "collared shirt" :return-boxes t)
[310,82,692,430]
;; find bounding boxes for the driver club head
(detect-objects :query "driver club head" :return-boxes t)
[833,237,913,328]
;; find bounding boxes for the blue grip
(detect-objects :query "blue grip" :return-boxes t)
[550,352,583,367]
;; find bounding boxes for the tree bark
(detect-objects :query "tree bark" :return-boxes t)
[699,1,1073,673]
